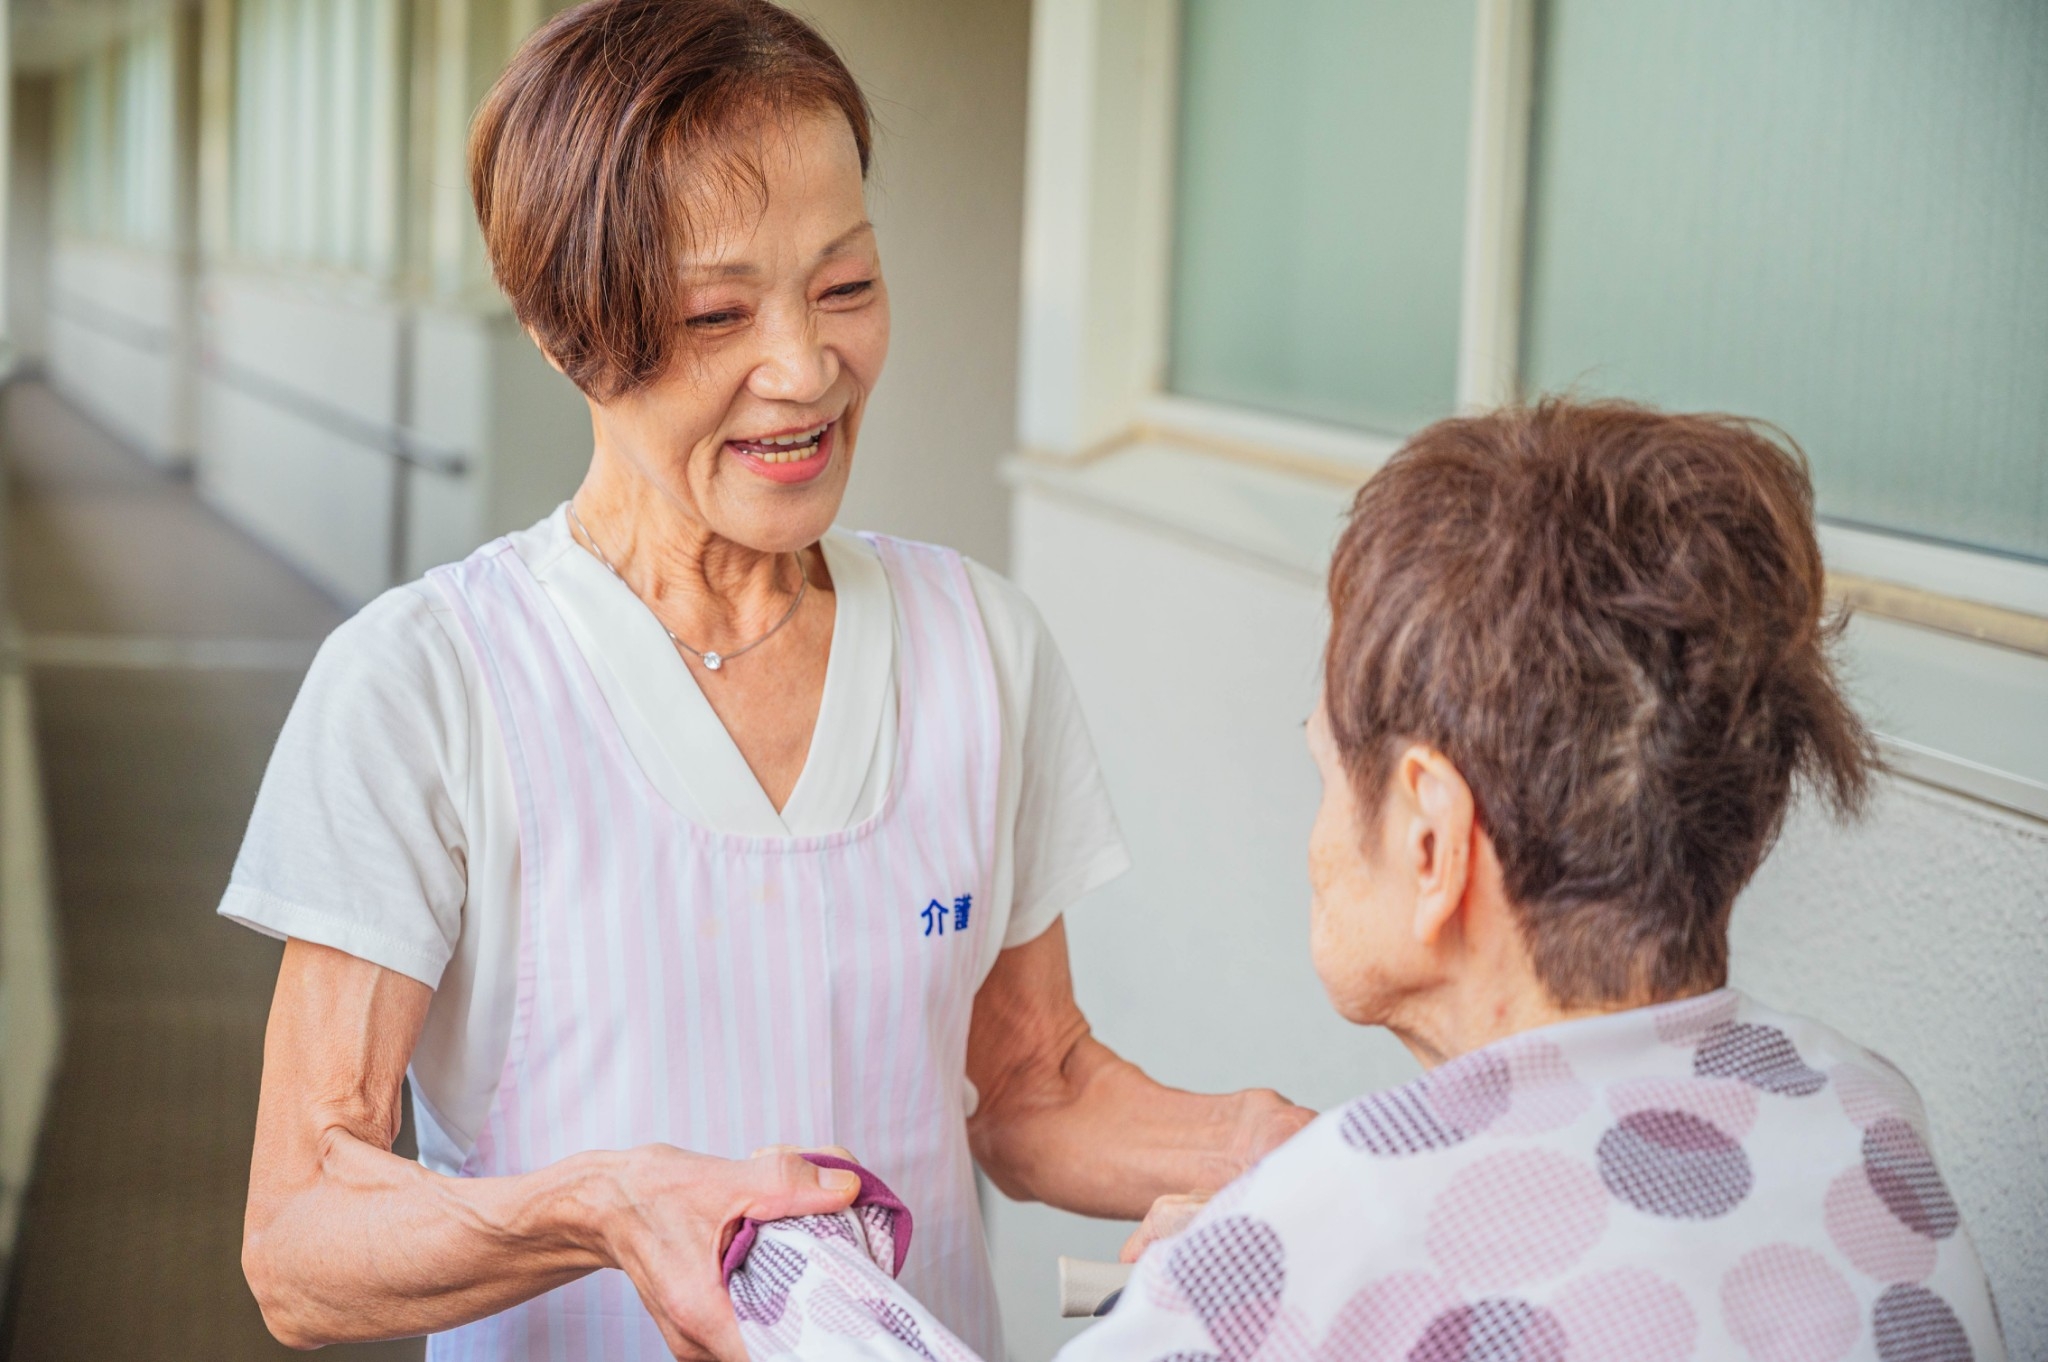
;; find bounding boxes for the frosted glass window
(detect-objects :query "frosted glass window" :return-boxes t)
[52,25,174,250]
[1168,0,1475,435]
[230,0,402,276]
[1523,0,2048,561]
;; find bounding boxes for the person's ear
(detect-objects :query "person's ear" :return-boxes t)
[1394,745,1476,946]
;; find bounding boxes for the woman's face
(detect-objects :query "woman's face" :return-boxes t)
[592,109,889,553]
[1305,702,1423,1025]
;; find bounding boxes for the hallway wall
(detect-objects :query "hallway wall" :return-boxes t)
[24,0,1033,609]
[50,240,187,465]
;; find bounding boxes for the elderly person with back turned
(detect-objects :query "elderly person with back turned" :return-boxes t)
[225,3,1311,1359]
[714,402,2006,1361]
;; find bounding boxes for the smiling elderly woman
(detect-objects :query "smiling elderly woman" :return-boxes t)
[221,3,1308,1359]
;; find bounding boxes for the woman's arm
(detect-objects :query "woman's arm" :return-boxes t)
[243,940,859,1359]
[963,919,1314,1223]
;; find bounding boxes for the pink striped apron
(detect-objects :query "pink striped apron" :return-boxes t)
[424,533,1005,1360]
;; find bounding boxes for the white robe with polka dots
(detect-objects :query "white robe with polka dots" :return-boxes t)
[728,990,2006,1362]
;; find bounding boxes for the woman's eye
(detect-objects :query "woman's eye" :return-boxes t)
[686,310,744,329]
[823,280,873,301]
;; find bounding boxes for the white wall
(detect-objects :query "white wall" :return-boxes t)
[46,241,185,465]
[798,0,1032,569]
[998,476,2048,1362]
[194,270,406,602]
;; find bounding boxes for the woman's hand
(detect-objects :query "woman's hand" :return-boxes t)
[243,941,860,1359]
[595,1146,862,1360]
[1117,1094,1313,1262]
[1120,1192,1209,1262]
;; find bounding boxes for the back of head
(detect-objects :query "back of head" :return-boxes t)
[1324,399,1875,1007]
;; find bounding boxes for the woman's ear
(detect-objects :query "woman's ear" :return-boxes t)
[1394,745,1476,946]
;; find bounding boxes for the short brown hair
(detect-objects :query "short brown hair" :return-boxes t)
[470,0,873,399]
[1324,399,1874,1007]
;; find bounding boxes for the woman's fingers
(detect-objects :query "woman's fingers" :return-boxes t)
[1119,1192,1211,1263]
[1230,1090,1318,1171]
[736,1148,862,1222]
[749,1142,858,1163]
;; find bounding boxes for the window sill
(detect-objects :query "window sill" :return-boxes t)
[1008,433,2048,823]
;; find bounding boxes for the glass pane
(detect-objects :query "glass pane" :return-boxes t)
[1168,0,1475,435]
[1523,0,2048,561]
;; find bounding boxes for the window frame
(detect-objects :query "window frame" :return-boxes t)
[1014,0,2048,820]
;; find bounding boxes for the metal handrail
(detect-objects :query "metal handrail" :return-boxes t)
[46,290,471,477]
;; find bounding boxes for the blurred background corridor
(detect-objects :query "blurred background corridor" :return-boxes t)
[0,1,2041,1359]
[1,379,403,1356]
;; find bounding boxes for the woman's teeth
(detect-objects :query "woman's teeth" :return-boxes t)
[741,423,829,463]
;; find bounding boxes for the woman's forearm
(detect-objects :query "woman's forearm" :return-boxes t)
[249,943,857,1355]
[964,922,1314,1221]
[244,1130,617,1347]
[970,1033,1303,1220]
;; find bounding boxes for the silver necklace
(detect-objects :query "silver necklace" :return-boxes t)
[568,503,807,673]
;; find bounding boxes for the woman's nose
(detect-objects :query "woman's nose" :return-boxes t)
[747,314,839,405]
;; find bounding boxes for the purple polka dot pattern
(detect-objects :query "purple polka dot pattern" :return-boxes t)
[1863,1119,1961,1240]
[1872,1285,1973,1362]
[1341,1051,1511,1155]
[1824,1167,1936,1284]
[1608,1075,1759,1140]
[1548,1269,1697,1362]
[1426,1149,1607,1289]
[1314,1273,1460,1362]
[730,1238,807,1325]
[1597,1108,1753,1219]
[720,997,1999,1362]
[1407,1299,1568,1362]
[1490,1041,1592,1137]
[1695,1023,1829,1097]
[1168,1216,1287,1359]
[1653,990,1740,1045]
[804,1278,883,1340]
[864,1298,937,1361]
[1833,1061,1921,1132]
[786,1212,860,1247]
[1720,1244,1862,1362]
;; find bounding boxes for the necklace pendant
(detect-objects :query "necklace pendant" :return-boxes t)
[701,651,723,671]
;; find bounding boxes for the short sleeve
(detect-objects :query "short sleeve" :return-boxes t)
[217,584,472,987]
[964,561,1132,949]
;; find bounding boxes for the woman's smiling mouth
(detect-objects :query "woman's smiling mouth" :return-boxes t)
[727,421,836,484]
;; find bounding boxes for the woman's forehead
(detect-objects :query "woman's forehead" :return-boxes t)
[674,113,870,272]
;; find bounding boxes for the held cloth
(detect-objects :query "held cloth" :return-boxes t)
[725,991,2007,1362]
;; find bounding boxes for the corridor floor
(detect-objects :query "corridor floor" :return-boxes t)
[1,383,421,1360]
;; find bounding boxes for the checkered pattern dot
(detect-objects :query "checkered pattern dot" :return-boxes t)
[1426,1150,1606,1289]
[1596,1108,1753,1219]
[730,1238,807,1325]
[1407,1298,1567,1362]
[1872,1284,1973,1362]
[1168,1216,1287,1359]
[1864,1119,1961,1240]
[1695,1023,1828,1097]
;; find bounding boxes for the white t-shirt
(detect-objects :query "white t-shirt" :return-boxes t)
[221,507,1130,1174]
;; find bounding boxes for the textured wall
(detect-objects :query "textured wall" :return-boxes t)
[1002,487,2048,1360]
[794,0,1031,569]
[1731,782,2048,1354]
